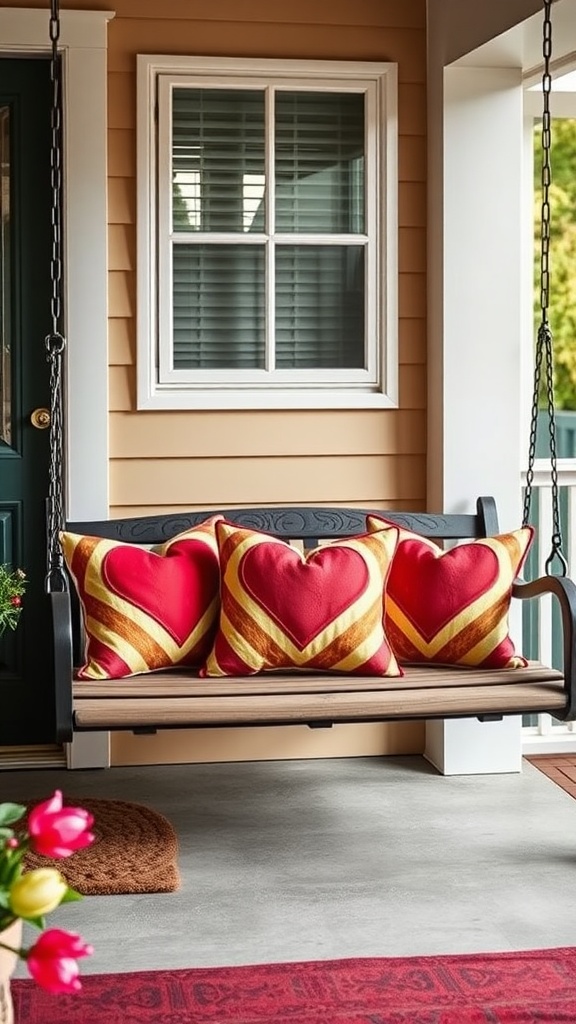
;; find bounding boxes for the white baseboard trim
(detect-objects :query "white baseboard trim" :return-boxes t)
[522,736,576,755]
[66,732,111,769]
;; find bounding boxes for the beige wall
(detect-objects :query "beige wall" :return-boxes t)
[110,722,424,768]
[0,0,425,514]
[3,0,427,763]
[103,0,428,518]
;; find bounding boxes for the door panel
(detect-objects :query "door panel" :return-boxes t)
[0,57,55,743]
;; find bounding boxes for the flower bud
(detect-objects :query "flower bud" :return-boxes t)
[28,789,95,859]
[27,928,93,993]
[10,868,68,918]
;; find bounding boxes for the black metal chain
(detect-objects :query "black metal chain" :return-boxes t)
[522,0,567,576]
[45,0,68,594]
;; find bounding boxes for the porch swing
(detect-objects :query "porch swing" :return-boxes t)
[46,0,576,743]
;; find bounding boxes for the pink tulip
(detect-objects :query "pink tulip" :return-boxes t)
[27,928,93,993]
[28,790,95,859]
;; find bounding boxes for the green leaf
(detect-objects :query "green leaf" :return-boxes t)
[0,912,16,932]
[21,915,45,931]
[60,886,83,904]
[0,804,26,828]
[3,861,24,889]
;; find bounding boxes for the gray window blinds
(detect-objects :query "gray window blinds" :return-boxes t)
[171,87,366,371]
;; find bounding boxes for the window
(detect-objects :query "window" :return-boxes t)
[137,57,398,409]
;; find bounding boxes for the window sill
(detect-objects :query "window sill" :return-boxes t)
[136,386,399,411]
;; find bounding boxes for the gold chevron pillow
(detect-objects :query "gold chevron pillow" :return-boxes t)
[60,517,222,679]
[367,517,533,668]
[201,520,401,678]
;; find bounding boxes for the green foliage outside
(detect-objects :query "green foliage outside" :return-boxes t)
[534,118,576,409]
[173,178,192,229]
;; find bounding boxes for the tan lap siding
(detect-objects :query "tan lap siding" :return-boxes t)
[110,722,425,768]
[104,0,427,764]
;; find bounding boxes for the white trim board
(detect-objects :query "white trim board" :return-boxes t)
[523,737,576,755]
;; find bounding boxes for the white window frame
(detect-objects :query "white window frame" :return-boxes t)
[137,55,398,410]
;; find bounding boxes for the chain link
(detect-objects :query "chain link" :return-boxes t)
[45,0,67,594]
[522,0,567,576]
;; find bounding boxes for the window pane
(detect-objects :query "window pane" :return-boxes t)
[172,89,265,233]
[275,92,365,234]
[173,244,265,368]
[276,246,365,368]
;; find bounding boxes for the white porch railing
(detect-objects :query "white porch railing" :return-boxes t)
[521,458,576,751]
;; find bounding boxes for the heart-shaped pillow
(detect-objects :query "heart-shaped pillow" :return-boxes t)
[201,521,401,678]
[367,517,533,668]
[61,517,222,679]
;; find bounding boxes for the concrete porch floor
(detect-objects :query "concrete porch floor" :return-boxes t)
[3,754,576,977]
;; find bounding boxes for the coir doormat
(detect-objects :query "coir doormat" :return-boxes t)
[13,946,576,1023]
[24,798,180,895]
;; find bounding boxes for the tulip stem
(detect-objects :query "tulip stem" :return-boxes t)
[0,939,25,958]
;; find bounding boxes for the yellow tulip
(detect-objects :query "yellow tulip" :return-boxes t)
[9,868,68,918]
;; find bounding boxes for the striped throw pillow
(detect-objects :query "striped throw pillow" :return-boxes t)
[367,517,533,668]
[201,520,401,678]
[60,517,222,679]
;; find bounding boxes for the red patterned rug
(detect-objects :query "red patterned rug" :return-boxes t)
[12,947,576,1023]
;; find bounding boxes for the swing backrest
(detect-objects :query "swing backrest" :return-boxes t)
[63,498,500,668]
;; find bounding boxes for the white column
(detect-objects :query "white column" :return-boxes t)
[426,66,525,775]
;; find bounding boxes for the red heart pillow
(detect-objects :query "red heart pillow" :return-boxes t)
[60,517,222,679]
[201,521,401,677]
[367,517,533,668]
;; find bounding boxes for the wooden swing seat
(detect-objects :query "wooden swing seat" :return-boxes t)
[50,498,576,742]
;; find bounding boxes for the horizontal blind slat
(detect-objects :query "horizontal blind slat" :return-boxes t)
[173,244,265,368]
[169,87,367,371]
[275,91,365,234]
[172,88,265,234]
[276,246,365,369]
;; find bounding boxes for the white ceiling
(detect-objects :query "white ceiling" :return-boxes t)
[453,0,576,84]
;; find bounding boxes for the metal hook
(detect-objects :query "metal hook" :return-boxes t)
[545,533,568,577]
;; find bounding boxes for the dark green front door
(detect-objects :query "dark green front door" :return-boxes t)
[0,57,55,743]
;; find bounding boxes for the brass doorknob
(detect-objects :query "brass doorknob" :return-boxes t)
[30,408,51,430]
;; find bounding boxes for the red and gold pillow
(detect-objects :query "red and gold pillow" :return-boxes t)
[60,517,222,679]
[201,521,401,678]
[367,517,533,669]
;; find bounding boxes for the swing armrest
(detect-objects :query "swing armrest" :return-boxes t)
[512,575,576,721]
[49,590,74,743]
